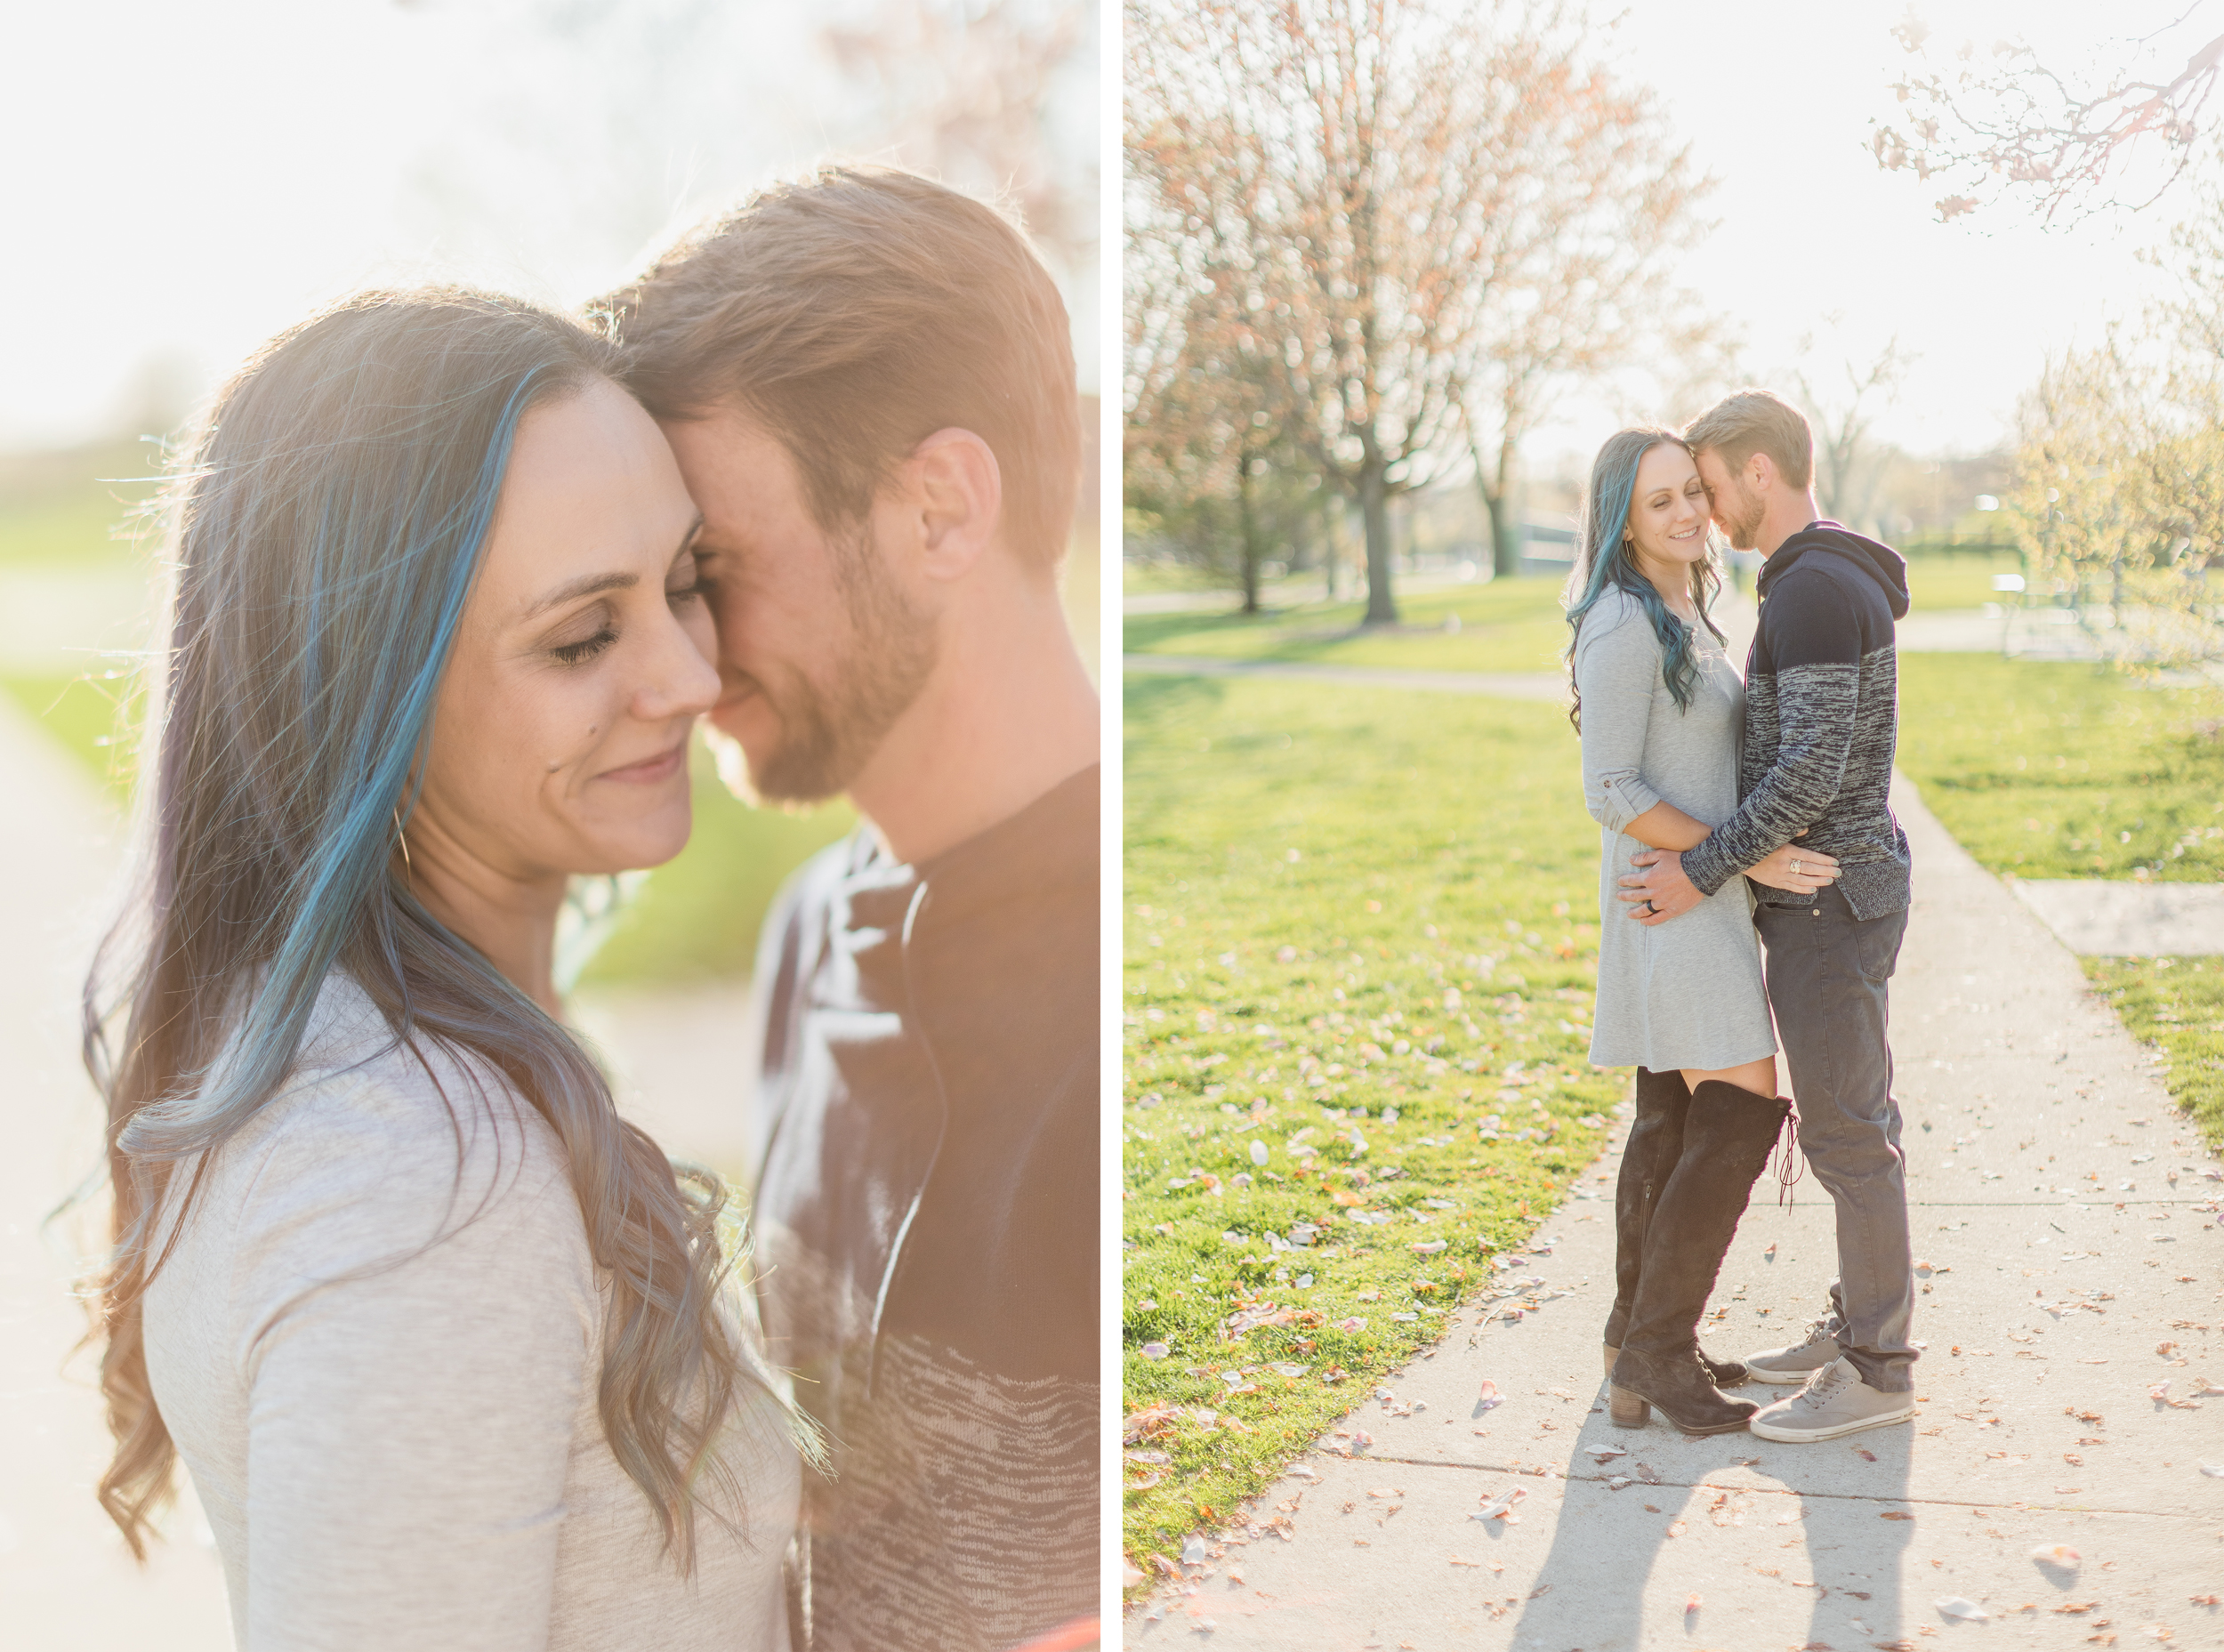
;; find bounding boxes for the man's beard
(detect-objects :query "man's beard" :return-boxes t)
[729,528,940,806]
[1720,482,1765,551]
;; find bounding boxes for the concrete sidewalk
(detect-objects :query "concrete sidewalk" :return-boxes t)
[0,694,234,1647]
[1128,776,2224,1648]
[1122,655,1567,702]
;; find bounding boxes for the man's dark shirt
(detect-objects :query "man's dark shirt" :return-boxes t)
[1682,523,1914,919]
[748,765,1100,1652]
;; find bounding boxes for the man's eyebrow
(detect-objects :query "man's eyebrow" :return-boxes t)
[524,570,638,619]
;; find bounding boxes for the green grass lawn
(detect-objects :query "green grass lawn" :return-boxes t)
[1123,557,1228,596]
[1905,551,2026,612]
[1121,551,2027,679]
[1123,673,1617,1577]
[1124,575,1571,674]
[0,669,143,794]
[2083,958,2224,1147]
[1896,655,2224,882]
[1897,652,2224,1148]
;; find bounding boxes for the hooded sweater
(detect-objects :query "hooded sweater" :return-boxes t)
[1681,522,1914,919]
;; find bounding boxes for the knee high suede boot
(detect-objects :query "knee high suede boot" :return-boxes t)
[1602,1068,1750,1388]
[1609,1081,1791,1434]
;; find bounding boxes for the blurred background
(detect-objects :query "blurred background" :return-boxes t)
[1,2,1097,1643]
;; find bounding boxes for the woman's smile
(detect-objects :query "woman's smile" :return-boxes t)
[593,737,690,786]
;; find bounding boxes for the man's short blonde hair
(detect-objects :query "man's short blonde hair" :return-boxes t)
[1684,388,1814,490]
[600,168,1079,567]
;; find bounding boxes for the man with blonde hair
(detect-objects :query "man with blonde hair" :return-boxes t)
[1618,386,1918,1445]
[603,168,1098,1650]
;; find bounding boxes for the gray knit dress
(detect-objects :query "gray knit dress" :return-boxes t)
[1573,585,1777,1072]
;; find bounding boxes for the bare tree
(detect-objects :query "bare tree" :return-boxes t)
[1872,6,2224,223]
[1790,326,1918,531]
[1128,0,1714,623]
[1461,135,1720,579]
[824,0,1098,276]
[1125,212,1306,610]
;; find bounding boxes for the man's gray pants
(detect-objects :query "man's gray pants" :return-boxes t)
[1753,887,1917,1392]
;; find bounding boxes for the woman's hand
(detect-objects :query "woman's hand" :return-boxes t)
[1746,839,1841,894]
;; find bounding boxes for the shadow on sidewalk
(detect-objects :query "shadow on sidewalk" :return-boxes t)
[1507,1385,1913,1648]
[1787,1425,1912,1645]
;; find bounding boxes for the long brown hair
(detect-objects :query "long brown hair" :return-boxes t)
[85,287,773,1567]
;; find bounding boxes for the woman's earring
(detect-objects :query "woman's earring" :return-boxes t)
[392,806,414,877]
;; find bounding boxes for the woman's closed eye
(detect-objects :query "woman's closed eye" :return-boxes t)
[545,599,619,665]
[551,625,618,665]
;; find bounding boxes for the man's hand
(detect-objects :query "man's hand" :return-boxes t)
[1618,849,1702,927]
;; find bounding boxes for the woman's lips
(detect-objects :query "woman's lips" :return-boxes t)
[596,740,689,784]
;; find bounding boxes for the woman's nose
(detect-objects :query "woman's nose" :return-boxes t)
[635,617,722,721]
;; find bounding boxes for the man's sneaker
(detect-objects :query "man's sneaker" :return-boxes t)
[1747,1356,1915,1443]
[1743,1315,1844,1384]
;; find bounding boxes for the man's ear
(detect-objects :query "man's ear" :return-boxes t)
[908,428,1003,582]
[1746,450,1777,495]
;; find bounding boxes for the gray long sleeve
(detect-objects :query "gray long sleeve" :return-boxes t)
[1681,660,1859,895]
[143,976,799,1651]
[1574,601,1666,835]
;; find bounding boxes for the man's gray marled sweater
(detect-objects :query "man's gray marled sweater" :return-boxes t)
[1681,523,1914,918]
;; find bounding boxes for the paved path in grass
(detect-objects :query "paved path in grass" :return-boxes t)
[2013,880,2224,957]
[0,693,234,1648]
[1127,774,2224,1650]
[1122,654,1568,702]
[1123,570,1487,616]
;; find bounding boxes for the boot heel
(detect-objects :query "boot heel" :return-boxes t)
[1602,1343,1619,1378]
[1608,1386,1649,1429]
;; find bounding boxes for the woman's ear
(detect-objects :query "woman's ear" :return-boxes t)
[909,428,1003,581]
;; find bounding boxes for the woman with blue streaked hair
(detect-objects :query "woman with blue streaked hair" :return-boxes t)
[1564,425,1837,1439]
[83,289,804,1647]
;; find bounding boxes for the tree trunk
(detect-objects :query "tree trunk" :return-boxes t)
[1322,494,1340,600]
[1236,453,1263,614]
[1483,484,1519,580]
[1471,430,1521,579]
[1360,467,1399,625]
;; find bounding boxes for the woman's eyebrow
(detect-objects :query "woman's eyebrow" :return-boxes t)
[524,570,638,618]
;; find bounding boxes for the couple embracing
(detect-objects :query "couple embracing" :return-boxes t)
[1568,390,1918,1445]
[85,170,1097,1650]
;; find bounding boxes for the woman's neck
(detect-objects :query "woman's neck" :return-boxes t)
[393,824,568,1017]
[1634,557,1696,623]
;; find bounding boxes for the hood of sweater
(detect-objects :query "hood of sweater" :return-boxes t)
[1758,520,1911,620]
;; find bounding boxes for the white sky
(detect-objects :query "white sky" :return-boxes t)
[4,2,2199,461]
[1530,0,2211,462]
[0,0,1100,452]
